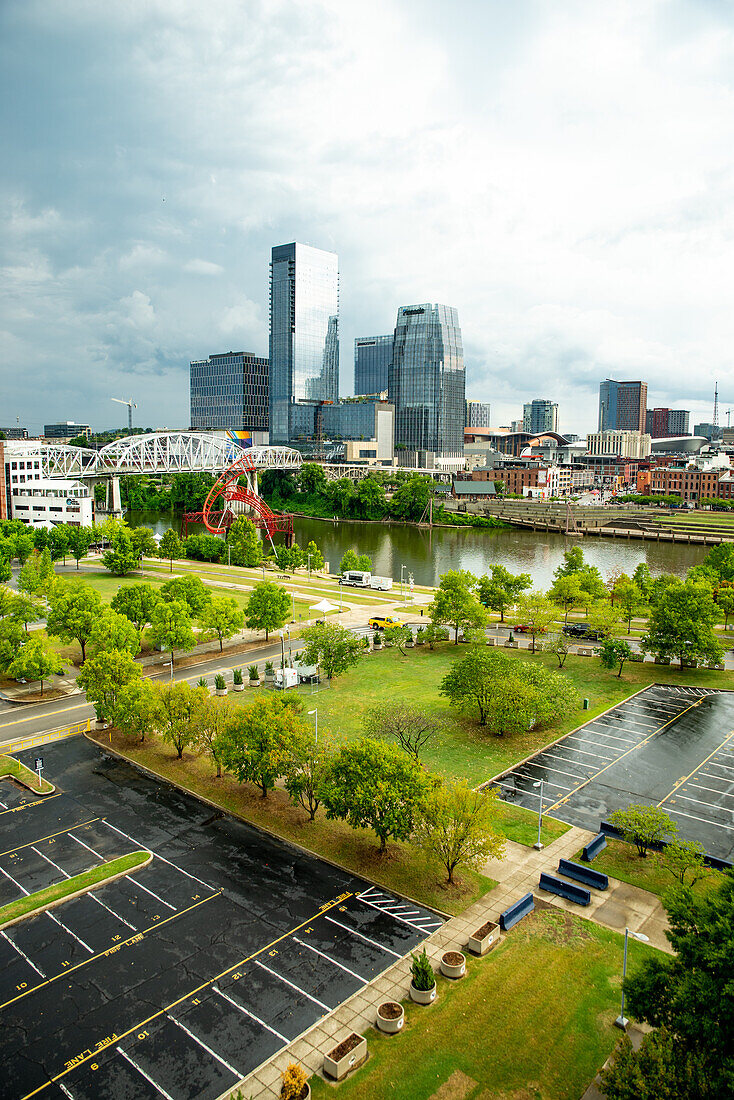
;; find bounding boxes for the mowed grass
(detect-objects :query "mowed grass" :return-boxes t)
[0,755,54,794]
[96,729,495,915]
[573,837,726,902]
[0,850,149,929]
[310,908,657,1100]
[230,644,734,789]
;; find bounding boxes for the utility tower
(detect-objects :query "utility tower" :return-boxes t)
[713,382,719,430]
[111,397,137,430]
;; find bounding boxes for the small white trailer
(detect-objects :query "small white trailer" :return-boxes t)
[369,575,393,591]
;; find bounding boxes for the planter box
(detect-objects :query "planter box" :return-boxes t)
[681,660,698,668]
[280,1084,310,1100]
[248,678,260,687]
[323,1033,367,1081]
[376,1001,404,1034]
[232,682,244,692]
[654,656,671,665]
[629,654,644,662]
[264,673,275,683]
[409,981,437,1005]
[708,662,725,670]
[406,640,415,648]
[505,640,518,648]
[440,951,466,979]
[215,688,227,697]
[467,919,499,956]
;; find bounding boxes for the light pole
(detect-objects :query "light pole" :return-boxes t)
[308,708,318,743]
[227,544,231,567]
[401,564,406,602]
[532,778,544,850]
[307,552,312,578]
[615,928,649,1030]
[279,631,285,675]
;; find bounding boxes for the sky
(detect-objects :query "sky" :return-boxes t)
[2,0,734,437]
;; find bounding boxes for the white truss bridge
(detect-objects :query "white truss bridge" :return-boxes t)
[4,433,303,480]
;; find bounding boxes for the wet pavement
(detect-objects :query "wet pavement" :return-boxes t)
[497,684,734,861]
[0,738,442,1100]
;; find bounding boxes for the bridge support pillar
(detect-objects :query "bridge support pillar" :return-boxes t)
[106,476,122,515]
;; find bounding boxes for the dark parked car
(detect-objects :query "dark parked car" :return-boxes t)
[562,622,605,641]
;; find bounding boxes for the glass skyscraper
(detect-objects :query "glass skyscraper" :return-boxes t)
[354,335,392,395]
[389,304,465,458]
[523,399,558,434]
[598,379,647,433]
[189,352,269,431]
[269,242,339,443]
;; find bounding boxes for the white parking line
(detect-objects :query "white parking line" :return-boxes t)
[574,732,638,748]
[667,806,734,831]
[68,834,103,859]
[356,892,443,932]
[510,769,573,790]
[0,930,45,977]
[292,936,369,983]
[325,915,402,958]
[0,797,7,809]
[707,761,734,775]
[516,760,586,783]
[689,781,734,799]
[45,911,94,954]
[116,1046,176,1100]
[103,821,215,891]
[58,1083,75,1100]
[672,791,734,810]
[127,876,176,912]
[167,1013,243,1078]
[32,846,70,879]
[0,864,29,896]
[89,893,137,931]
[214,985,290,1043]
[253,959,331,1011]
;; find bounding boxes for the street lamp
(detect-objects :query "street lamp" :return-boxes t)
[279,631,285,674]
[532,778,545,850]
[615,928,650,1030]
[401,563,406,602]
[307,552,312,578]
[308,708,318,743]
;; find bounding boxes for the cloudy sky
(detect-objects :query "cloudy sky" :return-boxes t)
[2,0,734,436]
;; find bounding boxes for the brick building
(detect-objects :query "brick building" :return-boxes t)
[650,466,724,501]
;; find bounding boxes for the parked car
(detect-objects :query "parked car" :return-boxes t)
[513,624,547,635]
[368,615,405,631]
[562,622,606,641]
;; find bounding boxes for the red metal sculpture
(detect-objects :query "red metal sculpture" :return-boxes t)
[181,451,293,544]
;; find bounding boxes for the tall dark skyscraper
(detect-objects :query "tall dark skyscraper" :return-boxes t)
[354,335,392,395]
[389,303,465,458]
[189,352,269,430]
[598,379,647,433]
[269,242,339,444]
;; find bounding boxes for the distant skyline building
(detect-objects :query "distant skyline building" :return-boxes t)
[465,400,491,428]
[189,352,269,431]
[523,399,558,435]
[43,421,90,440]
[269,242,339,444]
[586,429,652,459]
[695,422,723,441]
[354,335,392,396]
[388,303,465,458]
[645,407,690,438]
[598,379,647,433]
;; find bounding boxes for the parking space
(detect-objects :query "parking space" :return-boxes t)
[0,737,442,1100]
[497,685,734,861]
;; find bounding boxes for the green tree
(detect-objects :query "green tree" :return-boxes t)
[160,575,212,616]
[157,681,208,759]
[320,738,429,850]
[298,462,327,495]
[657,838,710,888]
[429,569,489,644]
[0,555,11,585]
[148,599,196,669]
[198,596,244,652]
[548,573,584,624]
[196,695,231,777]
[220,694,306,796]
[227,516,263,567]
[477,565,532,622]
[283,734,334,821]
[305,541,324,573]
[102,527,140,576]
[113,677,160,743]
[364,702,445,763]
[48,526,69,565]
[0,617,26,672]
[47,584,103,662]
[7,635,64,696]
[66,526,94,569]
[8,593,42,634]
[617,580,646,631]
[389,476,431,521]
[11,531,34,565]
[328,477,355,515]
[244,581,291,640]
[700,541,734,584]
[439,646,512,727]
[130,526,158,560]
[716,586,734,630]
[414,781,506,884]
[632,562,652,597]
[111,582,162,635]
[353,478,386,519]
[642,580,723,668]
[339,549,359,572]
[300,620,363,681]
[77,648,140,721]
[542,631,574,668]
[514,590,557,652]
[608,803,677,858]
[17,554,44,598]
[600,638,634,678]
[554,546,585,577]
[382,622,413,655]
[158,529,184,572]
[577,564,607,609]
[90,609,141,656]
[586,600,624,639]
[356,552,372,571]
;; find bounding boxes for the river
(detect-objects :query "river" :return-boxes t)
[127,510,706,590]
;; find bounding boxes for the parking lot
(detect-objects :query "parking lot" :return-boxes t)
[497,684,734,862]
[0,738,442,1100]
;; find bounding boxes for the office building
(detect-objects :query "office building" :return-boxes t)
[465,400,491,429]
[586,430,652,459]
[523,399,558,435]
[1,441,94,526]
[43,422,91,440]
[389,303,465,460]
[190,352,269,431]
[598,379,647,433]
[0,426,29,440]
[645,408,690,438]
[269,242,339,444]
[694,422,723,442]
[354,336,392,396]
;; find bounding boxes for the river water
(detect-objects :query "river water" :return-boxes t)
[127,510,705,590]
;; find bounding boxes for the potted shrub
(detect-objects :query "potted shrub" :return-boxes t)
[440,950,466,979]
[376,1000,405,1034]
[214,673,227,697]
[362,635,371,651]
[467,919,499,956]
[323,1033,367,1081]
[373,632,382,649]
[415,627,425,645]
[409,948,437,1004]
[264,660,275,683]
[405,632,415,648]
[281,1062,310,1100]
[232,668,244,692]
[248,663,260,686]
[197,677,209,689]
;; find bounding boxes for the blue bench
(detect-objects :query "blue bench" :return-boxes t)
[558,858,608,891]
[499,891,534,931]
[581,832,607,862]
[539,872,590,906]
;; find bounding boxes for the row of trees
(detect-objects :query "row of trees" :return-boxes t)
[262,464,437,523]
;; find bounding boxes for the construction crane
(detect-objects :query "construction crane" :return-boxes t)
[111,397,137,431]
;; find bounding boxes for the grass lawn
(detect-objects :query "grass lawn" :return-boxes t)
[310,907,657,1100]
[0,754,54,794]
[0,850,149,928]
[94,729,495,916]
[573,837,725,901]
[229,645,734,789]
[497,802,569,847]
